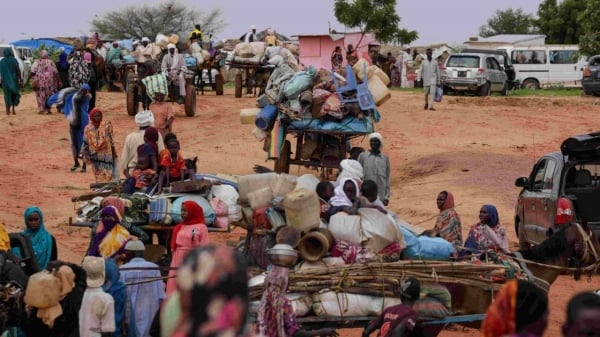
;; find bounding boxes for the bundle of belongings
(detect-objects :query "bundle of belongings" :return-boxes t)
[73,175,241,232]
[243,54,394,163]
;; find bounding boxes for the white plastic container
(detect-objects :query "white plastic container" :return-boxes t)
[247,186,273,210]
[251,127,267,141]
[282,188,320,233]
[238,173,277,204]
[271,174,297,198]
[368,76,392,106]
[240,108,261,124]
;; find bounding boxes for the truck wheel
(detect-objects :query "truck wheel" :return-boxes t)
[184,85,196,117]
[234,73,242,98]
[215,74,224,95]
[478,81,491,97]
[521,79,539,90]
[126,85,138,116]
[500,81,508,96]
[274,140,291,174]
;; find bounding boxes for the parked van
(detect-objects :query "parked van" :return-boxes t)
[497,45,586,89]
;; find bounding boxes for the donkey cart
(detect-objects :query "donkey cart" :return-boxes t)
[126,69,197,117]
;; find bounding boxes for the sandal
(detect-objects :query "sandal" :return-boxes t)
[70,164,80,172]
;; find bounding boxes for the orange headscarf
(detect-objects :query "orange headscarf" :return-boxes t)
[481,279,518,337]
[440,191,455,211]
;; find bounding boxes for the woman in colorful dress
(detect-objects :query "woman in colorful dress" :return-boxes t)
[481,279,548,337]
[166,200,209,296]
[30,50,59,114]
[14,206,57,269]
[423,191,462,249]
[81,107,117,182]
[463,204,509,255]
[88,205,131,259]
[162,245,248,337]
[68,51,90,89]
[331,46,343,72]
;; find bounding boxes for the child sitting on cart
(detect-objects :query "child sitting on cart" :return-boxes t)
[156,137,196,194]
[122,148,156,194]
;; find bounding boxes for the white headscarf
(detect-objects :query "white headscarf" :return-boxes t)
[336,159,363,185]
[369,132,384,147]
[330,178,360,207]
[135,110,155,127]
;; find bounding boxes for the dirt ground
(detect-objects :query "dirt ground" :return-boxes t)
[0,87,599,337]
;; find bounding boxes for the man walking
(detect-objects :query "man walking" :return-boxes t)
[418,48,440,111]
[119,240,165,337]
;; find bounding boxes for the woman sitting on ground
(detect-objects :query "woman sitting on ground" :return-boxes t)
[462,204,509,256]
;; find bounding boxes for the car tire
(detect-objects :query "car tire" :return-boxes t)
[478,81,491,97]
[521,79,539,90]
[500,81,508,96]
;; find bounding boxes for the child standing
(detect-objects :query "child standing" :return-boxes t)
[149,93,174,138]
[156,138,196,194]
[79,256,115,337]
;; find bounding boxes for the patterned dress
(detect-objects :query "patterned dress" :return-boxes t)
[433,208,463,248]
[82,112,116,182]
[31,55,58,112]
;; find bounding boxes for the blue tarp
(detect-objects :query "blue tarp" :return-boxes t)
[10,38,74,54]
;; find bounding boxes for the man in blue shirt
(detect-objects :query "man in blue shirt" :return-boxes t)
[119,240,165,337]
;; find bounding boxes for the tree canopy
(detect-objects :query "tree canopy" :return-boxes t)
[478,8,537,37]
[90,0,226,41]
[578,0,600,56]
[333,0,417,47]
[536,0,587,44]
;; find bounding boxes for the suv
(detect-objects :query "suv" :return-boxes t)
[582,55,600,96]
[514,131,600,248]
[441,52,508,96]
[0,44,26,84]
[461,48,516,90]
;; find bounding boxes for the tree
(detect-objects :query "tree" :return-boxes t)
[90,0,226,41]
[536,0,588,44]
[478,8,537,37]
[333,0,417,47]
[578,0,600,56]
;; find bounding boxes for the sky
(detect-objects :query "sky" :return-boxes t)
[0,0,543,46]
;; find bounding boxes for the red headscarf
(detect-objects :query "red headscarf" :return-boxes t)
[89,107,103,129]
[171,201,206,251]
[440,191,455,211]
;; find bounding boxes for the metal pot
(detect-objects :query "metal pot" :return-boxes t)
[267,243,298,267]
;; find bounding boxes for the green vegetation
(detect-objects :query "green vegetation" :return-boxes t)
[389,86,583,97]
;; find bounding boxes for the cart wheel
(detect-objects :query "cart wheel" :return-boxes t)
[274,140,291,174]
[215,74,224,95]
[126,85,138,116]
[185,85,196,117]
[234,73,242,98]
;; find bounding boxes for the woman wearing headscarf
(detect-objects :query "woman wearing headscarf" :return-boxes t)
[13,206,57,269]
[83,51,99,109]
[0,48,22,114]
[68,51,90,89]
[166,201,209,296]
[55,50,70,93]
[23,261,87,337]
[327,177,361,218]
[103,258,131,337]
[423,191,463,249]
[481,279,549,337]
[162,245,248,337]
[88,205,131,259]
[99,197,150,243]
[463,204,509,255]
[30,50,59,114]
[81,107,117,182]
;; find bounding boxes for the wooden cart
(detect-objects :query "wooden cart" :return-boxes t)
[227,58,274,98]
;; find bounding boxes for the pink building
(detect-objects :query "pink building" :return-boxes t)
[295,32,378,70]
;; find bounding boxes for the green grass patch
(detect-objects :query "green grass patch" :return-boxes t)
[507,87,583,97]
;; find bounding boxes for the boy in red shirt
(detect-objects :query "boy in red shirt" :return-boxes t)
[156,138,196,194]
[363,277,423,337]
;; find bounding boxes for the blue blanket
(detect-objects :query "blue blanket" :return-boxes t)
[287,116,373,133]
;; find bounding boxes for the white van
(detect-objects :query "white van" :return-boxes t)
[497,45,586,89]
